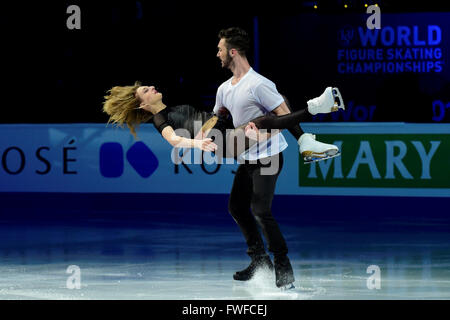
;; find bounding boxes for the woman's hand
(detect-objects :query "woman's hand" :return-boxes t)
[194,138,218,152]
[163,127,217,151]
[244,122,260,141]
[244,122,274,142]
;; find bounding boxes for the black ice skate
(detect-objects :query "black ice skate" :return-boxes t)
[233,254,274,281]
[274,255,295,289]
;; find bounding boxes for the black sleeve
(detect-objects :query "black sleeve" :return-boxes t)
[152,112,170,134]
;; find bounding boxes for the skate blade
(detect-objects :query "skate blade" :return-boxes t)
[303,152,341,164]
[279,283,295,291]
[331,87,345,111]
[302,148,339,159]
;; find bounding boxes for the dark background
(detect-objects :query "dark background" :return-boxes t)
[2,0,450,124]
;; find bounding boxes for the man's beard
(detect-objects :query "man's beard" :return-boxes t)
[222,52,233,69]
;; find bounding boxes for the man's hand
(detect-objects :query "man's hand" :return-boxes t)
[194,138,218,152]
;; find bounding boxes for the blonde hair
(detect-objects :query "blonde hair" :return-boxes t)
[102,81,153,139]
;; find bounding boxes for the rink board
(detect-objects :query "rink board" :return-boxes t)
[0,123,449,197]
[0,122,449,223]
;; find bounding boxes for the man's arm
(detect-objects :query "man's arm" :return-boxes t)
[270,100,304,141]
[250,84,304,140]
[244,101,290,142]
[271,101,291,116]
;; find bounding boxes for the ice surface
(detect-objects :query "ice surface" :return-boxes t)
[0,221,449,300]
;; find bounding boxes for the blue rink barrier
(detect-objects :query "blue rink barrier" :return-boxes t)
[0,123,449,227]
[0,192,449,232]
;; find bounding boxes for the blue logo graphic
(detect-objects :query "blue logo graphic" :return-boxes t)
[100,141,159,178]
[337,26,355,46]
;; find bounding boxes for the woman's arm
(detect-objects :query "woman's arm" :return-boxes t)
[161,126,217,152]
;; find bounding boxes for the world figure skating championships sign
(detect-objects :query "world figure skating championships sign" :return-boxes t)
[337,18,444,74]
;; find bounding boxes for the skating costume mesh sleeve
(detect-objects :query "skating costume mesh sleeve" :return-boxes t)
[152,108,171,134]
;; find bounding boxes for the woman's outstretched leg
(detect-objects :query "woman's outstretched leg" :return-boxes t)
[244,87,344,132]
[243,87,345,163]
[247,108,312,131]
[205,87,345,163]
[283,94,305,141]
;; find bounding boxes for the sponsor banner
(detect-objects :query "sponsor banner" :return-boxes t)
[0,123,449,197]
[285,123,450,197]
[0,124,239,194]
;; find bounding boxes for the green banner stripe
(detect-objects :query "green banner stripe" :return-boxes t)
[299,134,450,188]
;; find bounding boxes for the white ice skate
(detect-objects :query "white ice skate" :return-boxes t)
[307,87,345,115]
[298,133,340,163]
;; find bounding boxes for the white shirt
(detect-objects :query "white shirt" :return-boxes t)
[213,68,288,160]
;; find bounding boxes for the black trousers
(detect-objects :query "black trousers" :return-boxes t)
[228,152,288,258]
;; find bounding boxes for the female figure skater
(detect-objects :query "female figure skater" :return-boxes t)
[102,81,344,163]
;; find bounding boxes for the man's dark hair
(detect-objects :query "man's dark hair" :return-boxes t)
[218,27,250,57]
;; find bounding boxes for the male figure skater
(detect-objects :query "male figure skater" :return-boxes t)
[213,27,342,289]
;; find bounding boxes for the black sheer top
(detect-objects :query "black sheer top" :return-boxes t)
[150,105,216,138]
[151,107,173,134]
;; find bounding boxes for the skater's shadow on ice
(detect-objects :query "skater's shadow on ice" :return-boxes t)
[231,268,319,300]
